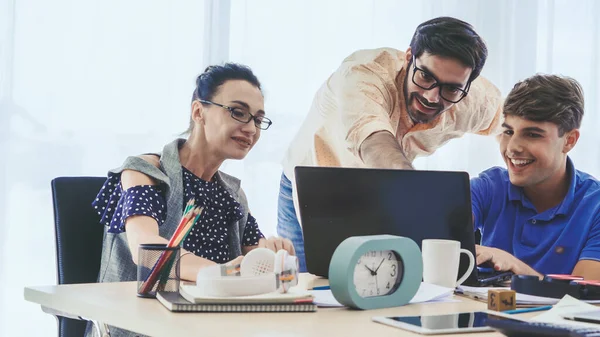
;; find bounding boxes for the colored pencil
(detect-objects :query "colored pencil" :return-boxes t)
[503,305,553,314]
[156,207,203,290]
[139,205,203,294]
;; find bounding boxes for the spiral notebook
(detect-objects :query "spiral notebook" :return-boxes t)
[156,292,317,312]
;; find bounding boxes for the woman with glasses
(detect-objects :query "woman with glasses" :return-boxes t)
[87,63,293,337]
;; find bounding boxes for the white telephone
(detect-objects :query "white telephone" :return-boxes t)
[195,248,299,297]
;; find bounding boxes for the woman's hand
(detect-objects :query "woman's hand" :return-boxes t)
[475,245,542,278]
[258,236,296,256]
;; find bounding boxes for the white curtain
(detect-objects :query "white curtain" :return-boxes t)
[0,0,210,335]
[1,1,599,336]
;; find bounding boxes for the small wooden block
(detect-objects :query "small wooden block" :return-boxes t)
[487,289,516,311]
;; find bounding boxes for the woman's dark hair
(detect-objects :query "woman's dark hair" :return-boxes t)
[503,74,584,136]
[409,17,488,83]
[185,63,262,134]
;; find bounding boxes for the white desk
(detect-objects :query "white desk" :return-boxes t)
[24,276,532,337]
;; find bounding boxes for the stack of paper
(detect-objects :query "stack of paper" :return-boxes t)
[456,285,600,306]
[179,283,314,304]
[531,295,600,328]
[310,282,456,308]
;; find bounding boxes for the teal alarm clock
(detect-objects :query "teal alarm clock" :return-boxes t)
[329,235,423,310]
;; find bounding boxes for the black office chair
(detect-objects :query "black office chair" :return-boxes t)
[51,177,107,337]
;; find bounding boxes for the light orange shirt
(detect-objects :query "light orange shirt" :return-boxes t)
[282,47,503,182]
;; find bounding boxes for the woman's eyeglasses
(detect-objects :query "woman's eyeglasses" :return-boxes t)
[199,100,273,130]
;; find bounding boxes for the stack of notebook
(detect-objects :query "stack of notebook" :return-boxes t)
[157,284,317,312]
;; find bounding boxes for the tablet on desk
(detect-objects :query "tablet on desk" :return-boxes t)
[372,311,522,335]
[563,309,600,324]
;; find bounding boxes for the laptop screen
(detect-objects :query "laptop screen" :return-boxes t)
[295,166,479,286]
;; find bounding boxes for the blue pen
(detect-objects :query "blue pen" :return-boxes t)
[312,286,330,290]
[502,305,553,314]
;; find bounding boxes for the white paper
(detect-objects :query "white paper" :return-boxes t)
[410,282,456,303]
[456,285,600,305]
[310,289,344,307]
[310,282,455,308]
[531,295,600,328]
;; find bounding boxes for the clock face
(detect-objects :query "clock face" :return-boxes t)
[353,250,403,298]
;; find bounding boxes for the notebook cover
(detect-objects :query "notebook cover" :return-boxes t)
[157,292,317,312]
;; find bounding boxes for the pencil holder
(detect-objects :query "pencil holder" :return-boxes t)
[137,244,181,298]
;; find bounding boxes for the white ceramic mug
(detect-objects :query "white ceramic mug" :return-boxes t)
[422,239,475,288]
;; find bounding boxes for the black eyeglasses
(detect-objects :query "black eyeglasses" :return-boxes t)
[199,100,273,130]
[411,56,470,103]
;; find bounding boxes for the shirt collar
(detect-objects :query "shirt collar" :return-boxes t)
[396,59,414,133]
[507,157,577,217]
[555,156,577,216]
[507,175,522,202]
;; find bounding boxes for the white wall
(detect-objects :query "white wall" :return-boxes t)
[1,1,207,336]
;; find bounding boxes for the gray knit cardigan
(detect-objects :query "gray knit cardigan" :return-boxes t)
[86,138,249,337]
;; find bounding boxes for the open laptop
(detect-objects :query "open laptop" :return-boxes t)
[294,166,512,287]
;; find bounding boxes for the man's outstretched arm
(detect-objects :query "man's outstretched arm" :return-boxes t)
[360,131,414,170]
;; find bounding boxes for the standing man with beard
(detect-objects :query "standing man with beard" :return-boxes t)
[278,17,503,272]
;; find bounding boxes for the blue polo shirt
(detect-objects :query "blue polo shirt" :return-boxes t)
[471,157,600,275]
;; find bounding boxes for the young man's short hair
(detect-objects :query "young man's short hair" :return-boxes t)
[503,74,584,136]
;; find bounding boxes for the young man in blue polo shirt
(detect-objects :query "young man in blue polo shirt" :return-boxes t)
[472,74,600,280]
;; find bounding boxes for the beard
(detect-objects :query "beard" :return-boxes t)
[406,92,444,124]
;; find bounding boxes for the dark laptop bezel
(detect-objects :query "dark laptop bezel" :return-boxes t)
[295,166,507,287]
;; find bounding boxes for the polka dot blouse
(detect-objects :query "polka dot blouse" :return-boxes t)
[92,167,264,263]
